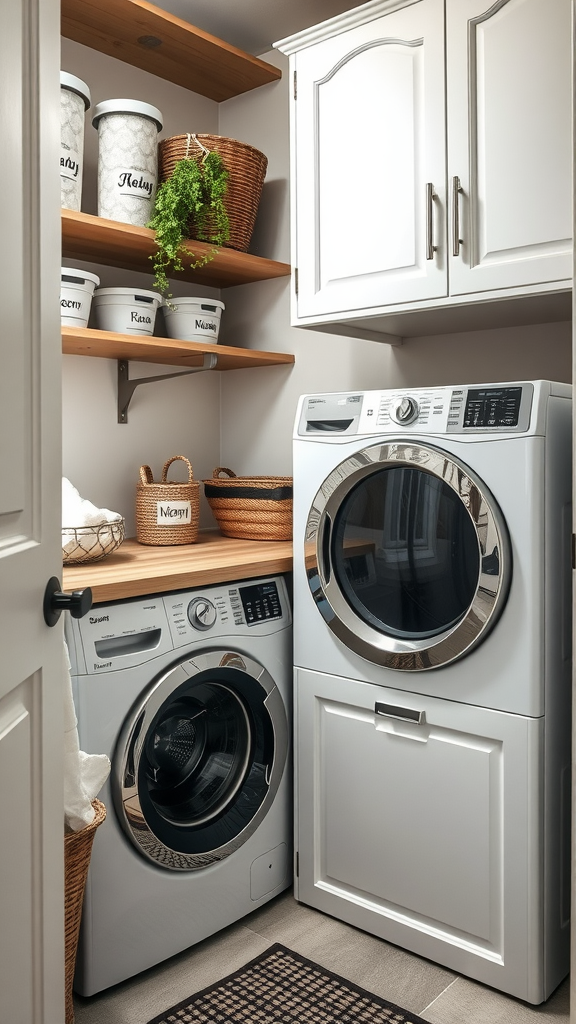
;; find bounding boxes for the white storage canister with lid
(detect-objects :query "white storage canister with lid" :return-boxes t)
[60,72,91,211]
[92,99,163,226]
[162,298,225,343]
[60,268,100,327]
[92,287,162,335]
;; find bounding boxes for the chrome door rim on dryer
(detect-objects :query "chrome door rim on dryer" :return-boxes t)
[306,440,511,671]
[114,648,288,870]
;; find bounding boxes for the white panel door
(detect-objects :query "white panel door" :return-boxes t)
[294,0,447,319]
[295,667,544,1003]
[0,0,64,1021]
[446,0,572,295]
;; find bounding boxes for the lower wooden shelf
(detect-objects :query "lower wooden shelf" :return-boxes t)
[62,532,294,603]
[62,327,295,370]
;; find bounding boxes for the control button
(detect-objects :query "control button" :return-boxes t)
[390,396,419,425]
[187,597,217,631]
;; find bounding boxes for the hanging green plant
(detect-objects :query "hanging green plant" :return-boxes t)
[148,146,229,297]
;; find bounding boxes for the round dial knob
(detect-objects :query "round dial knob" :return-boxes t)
[187,597,217,631]
[390,395,419,425]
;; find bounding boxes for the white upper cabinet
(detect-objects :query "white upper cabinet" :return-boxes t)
[447,0,572,296]
[291,0,446,318]
[276,0,572,336]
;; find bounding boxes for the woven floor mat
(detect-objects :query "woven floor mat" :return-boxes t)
[146,942,430,1024]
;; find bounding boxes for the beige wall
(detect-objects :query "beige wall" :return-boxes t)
[61,41,571,530]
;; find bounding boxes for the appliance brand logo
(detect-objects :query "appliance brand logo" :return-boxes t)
[90,614,110,624]
[94,661,112,670]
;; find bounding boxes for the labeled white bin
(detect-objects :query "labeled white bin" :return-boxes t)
[61,268,100,327]
[60,72,91,211]
[92,99,163,226]
[93,287,162,335]
[162,298,225,343]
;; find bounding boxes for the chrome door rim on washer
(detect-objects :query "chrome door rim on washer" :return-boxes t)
[113,648,288,870]
[305,441,511,671]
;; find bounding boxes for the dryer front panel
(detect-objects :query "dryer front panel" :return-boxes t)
[113,649,289,870]
[306,441,511,671]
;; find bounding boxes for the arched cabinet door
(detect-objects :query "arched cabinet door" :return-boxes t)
[446,0,572,295]
[289,0,447,320]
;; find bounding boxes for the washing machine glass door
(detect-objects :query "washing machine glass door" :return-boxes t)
[113,650,288,870]
[306,441,511,670]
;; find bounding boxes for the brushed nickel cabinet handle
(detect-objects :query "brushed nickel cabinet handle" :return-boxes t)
[375,701,425,725]
[452,175,463,256]
[426,182,436,260]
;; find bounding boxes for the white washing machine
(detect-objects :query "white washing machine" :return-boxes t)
[65,575,292,996]
[292,381,571,1004]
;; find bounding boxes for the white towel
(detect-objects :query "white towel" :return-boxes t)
[62,477,123,558]
[63,640,111,833]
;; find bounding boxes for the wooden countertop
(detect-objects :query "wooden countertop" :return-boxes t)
[62,531,293,604]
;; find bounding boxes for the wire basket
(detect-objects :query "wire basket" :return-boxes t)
[62,518,125,565]
[64,799,106,1024]
[203,468,293,541]
[158,133,268,252]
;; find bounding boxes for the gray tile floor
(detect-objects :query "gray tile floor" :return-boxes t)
[73,888,570,1024]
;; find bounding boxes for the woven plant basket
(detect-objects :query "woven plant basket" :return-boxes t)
[203,468,293,541]
[136,456,200,546]
[159,133,268,252]
[64,799,106,1024]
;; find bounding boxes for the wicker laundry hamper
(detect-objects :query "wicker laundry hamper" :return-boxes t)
[159,133,268,252]
[64,799,106,1024]
[203,468,293,541]
[136,456,200,546]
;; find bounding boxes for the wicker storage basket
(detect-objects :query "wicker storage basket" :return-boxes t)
[203,468,293,541]
[159,133,268,252]
[136,456,200,546]
[65,799,106,1024]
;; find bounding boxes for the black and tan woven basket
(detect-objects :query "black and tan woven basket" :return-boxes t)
[64,799,106,1024]
[136,456,200,546]
[203,468,293,541]
[159,133,268,252]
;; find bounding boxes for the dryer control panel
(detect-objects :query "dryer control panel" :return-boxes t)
[297,382,537,436]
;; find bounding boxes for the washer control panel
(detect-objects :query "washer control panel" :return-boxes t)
[163,576,290,647]
[299,383,535,436]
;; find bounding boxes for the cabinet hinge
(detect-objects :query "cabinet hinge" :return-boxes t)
[293,70,297,100]
[572,533,575,570]
[294,267,298,295]
[295,850,299,877]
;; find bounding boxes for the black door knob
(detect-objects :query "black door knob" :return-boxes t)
[43,577,93,627]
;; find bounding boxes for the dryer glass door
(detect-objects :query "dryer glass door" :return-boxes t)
[306,441,510,670]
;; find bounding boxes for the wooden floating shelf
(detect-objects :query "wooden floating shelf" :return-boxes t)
[62,211,291,289]
[61,0,282,101]
[62,533,294,603]
[62,326,295,371]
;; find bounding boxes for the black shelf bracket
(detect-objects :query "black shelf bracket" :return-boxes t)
[117,354,218,423]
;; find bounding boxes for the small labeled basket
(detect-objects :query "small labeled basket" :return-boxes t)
[65,799,106,1024]
[136,456,200,546]
[203,468,293,541]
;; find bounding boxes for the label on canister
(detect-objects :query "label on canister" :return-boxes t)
[156,501,191,525]
[114,168,156,200]
[60,146,82,181]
